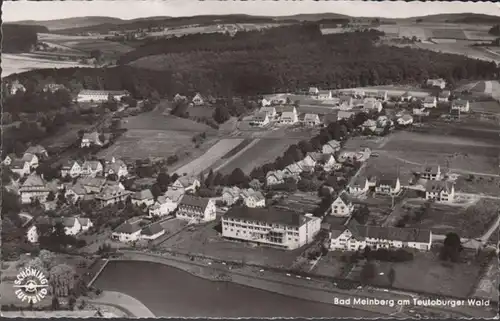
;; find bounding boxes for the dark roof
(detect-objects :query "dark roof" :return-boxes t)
[425,180,453,193]
[345,218,431,243]
[378,176,399,188]
[141,223,164,236]
[179,195,210,209]
[224,206,308,228]
[114,218,142,234]
[337,192,351,205]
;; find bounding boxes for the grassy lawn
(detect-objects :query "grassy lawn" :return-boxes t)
[470,101,500,114]
[454,175,500,197]
[311,252,352,278]
[158,221,302,268]
[473,261,499,302]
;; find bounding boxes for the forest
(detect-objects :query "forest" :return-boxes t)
[9,24,499,99]
[2,24,49,53]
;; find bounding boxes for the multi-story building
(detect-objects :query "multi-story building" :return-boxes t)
[222,207,322,250]
[77,90,129,103]
[10,159,31,177]
[420,165,442,181]
[176,195,216,223]
[303,113,321,126]
[322,140,341,154]
[81,160,103,177]
[375,176,402,196]
[251,112,270,127]
[317,90,333,100]
[426,78,446,90]
[425,181,455,202]
[259,106,277,118]
[329,218,432,251]
[131,189,155,207]
[422,96,437,109]
[95,185,132,207]
[103,158,128,178]
[330,192,354,217]
[170,176,200,193]
[451,99,470,113]
[19,174,50,204]
[61,160,82,178]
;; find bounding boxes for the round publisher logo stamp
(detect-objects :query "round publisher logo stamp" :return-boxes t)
[13,267,49,304]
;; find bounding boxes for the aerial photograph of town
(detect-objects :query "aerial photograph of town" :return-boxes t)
[1,0,499,318]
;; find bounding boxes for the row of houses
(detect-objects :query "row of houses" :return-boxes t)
[27,216,94,243]
[3,145,49,176]
[221,186,266,207]
[60,157,128,179]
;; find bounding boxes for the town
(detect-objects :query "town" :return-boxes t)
[2,2,500,319]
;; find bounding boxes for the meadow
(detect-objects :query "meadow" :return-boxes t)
[2,53,90,77]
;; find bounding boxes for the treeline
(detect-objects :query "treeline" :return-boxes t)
[489,25,500,36]
[2,24,48,53]
[8,25,499,99]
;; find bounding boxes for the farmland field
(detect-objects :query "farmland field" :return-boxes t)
[39,33,133,56]
[431,28,467,39]
[470,101,500,114]
[123,112,215,133]
[219,138,302,174]
[2,53,90,77]
[174,138,244,176]
[98,129,194,160]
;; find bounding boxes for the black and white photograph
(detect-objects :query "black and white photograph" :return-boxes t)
[1,0,499,318]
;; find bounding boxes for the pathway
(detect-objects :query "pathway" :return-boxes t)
[85,291,155,318]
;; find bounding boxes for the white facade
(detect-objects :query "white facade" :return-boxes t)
[81,161,103,177]
[170,177,201,192]
[19,175,50,204]
[303,114,321,126]
[421,166,442,181]
[322,140,341,154]
[252,113,270,126]
[423,96,437,109]
[22,153,39,169]
[259,106,276,118]
[375,178,401,195]
[278,111,298,125]
[397,115,414,126]
[77,90,128,103]
[221,208,321,250]
[331,193,354,217]
[348,178,369,194]
[425,182,455,202]
[451,100,470,113]
[11,161,31,177]
[112,230,142,243]
[266,171,284,186]
[61,161,82,178]
[317,90,332,100]
[192,93,204,106]
[148,198,178,217]
[176,196,216,223]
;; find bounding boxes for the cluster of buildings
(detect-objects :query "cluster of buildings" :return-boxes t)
[27,216,94,243]
[221,186,266,207]
[265,140,369,187]
[76,90,130,103]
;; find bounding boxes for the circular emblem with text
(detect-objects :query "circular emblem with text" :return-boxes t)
[13,267,49,304]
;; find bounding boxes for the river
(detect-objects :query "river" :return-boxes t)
[94,261,377,318]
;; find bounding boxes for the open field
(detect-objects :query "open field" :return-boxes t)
[123,112,214,133]
[377,23,494,41]
[365,251,485,298]
[39,33,133,55]
[413,40,500,63]
[473,262,500,302]
[219,138,301,174]
[98,129,194,159]
[2,53,90,77]
[39,123,89,149]
[470,101,500,114]
[402,199,500,238]
[174,138,244,176]
[311,252,351,278]
[158,221,302,268]
[454,175,500,196]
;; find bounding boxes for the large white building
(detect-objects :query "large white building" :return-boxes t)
[451,99,470,113]
[425,181,455,203]
[77,90,129,103]
[329,218,432,252]
[330,192,354,217]
[222,207,321,250]
[19,174,50,204]
[176,195,216,223]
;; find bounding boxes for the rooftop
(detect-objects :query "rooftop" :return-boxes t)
[179,194,211,209]
[224,206,309,228]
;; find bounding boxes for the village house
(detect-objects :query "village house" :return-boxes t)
[170,176,200,193]
[176,195,216,223]
[27,216,93,243]
[19,174,50,204]
[149,195,178,217]
[329,218,432,252]
[3,153,17,166]
[81,160,104,177]
[64,182,87,203]
[9,80,26,95]
[426,78,446,89]
[331,192,354,217]
[43,83,66,93]
[420,165,442,181]
[337,110,355,121]
[221,207,321,250]
[95,185,132,207]
[61,160,82,178]
[338,149,370,163]
[25,145,48,159]
[103,159,128,178]
[321,154,339,171]
[339,96,353,109]
[322,140,341,154]
[251,112,270,127]
[278,106,299,125]
[423,96,437,109]
[362,119,377,132]
[10,159,31,177]
[240,189,266,208]
[376,90,388,101]
[376,115,391,128]
[308,87,320,95]
[222,186,242,206]
[22,153,39,169]
[303,113,321,126]
[450,108,461,120]
[111,217,143,243]
[412,107,430,117]
[192,93,205,106]
[425,181,455,202]
[283,162,304,177]
[400,92,413,102]
[375,176,402,196]
[131,189,155,207]
[302,152,321,168]
[140,223,166,241]
[363,100,383,113]
[81,132,104,148]
[260,98,272,107]
[266,170,285,186]
[438,90,451,102]
[397,114,414,126]
[348,177,370,195]
[451,99,470,113]
[259,106,277,118]
[80,177,107,194]
[317,90,333,100]
[76,90,129,103]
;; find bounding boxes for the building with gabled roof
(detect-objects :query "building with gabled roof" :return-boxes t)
[425,181,455,203]
[451,99,470,113]
[420,165,442,181]
[192,93,205,106]
[266,170,285,186]
[426,78,446,89]
[81,132,104,148]
[329,218,432,252]
[81,160,103,177]
[95,185,132,207]
[240,188,266,208]
[438,90,451,102]
[303,113,321,126]
[222,207,321,249]
[25,145,48,158]
[131,189,155,207]
[176,195,216,223]
[10,159,31,177]
[77,89,129,103]
[322,140,341,154]
[61,160,82,178]
[141,223,165,240]
[112,217,143,243]
[19,174,50,204]
[308,87,320,95]
[317,90,333,100]
[252,112,270,127]
[170,176,200,192]
[423,96,437,109]
[375,175,402,196]
[331,192,354,217]
[149,195,178,217]
[22,153,39,169]
[348,177,370,195]
[259,106,277,118]
[104,159,128,178]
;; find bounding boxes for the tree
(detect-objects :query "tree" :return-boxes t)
[156,172,170,191]
[213,105,231,124]
[360,261,377,284]
[47,191,56,202]
[388,267,396,286]
[51,296,60,311]
[228,168,248,187]
[90,49,102,61]
[49,264,76,297]
[440,232,463,262]
[151,183,162,200]
[68,295,76,311]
